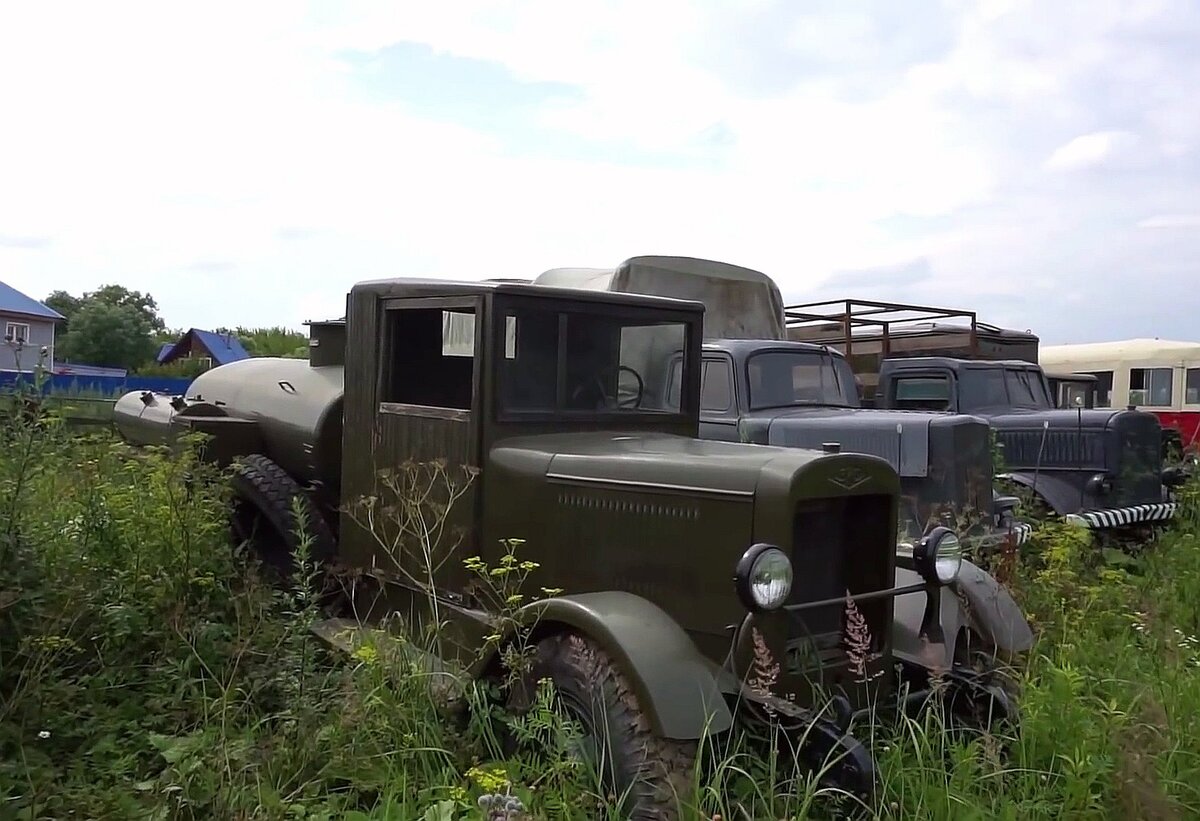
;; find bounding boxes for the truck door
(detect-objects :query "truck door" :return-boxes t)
[339,294,484,617]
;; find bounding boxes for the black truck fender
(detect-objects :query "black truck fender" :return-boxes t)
[996,470,1082,517]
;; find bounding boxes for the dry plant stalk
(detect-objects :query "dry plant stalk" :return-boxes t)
[843,590,881,684]
[747,627,781,715]
[343,458,480,594]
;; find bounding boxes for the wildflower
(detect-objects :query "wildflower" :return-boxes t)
[38,730,50,740]
[351,644,379,665]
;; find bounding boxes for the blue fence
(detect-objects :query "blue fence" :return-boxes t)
[0,371,193,397]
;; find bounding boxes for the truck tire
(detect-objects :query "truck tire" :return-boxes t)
[229,453,337,590]
[511,631,697,820]
[951,627,1024,733]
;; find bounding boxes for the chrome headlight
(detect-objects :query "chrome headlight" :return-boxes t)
[735,544,793,612]
[915,526,962,585]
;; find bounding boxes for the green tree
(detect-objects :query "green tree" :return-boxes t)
[215,325,309,359]
[59,302,160,371]
[85,285,165,332]
[47,284,165,370]
[43,290,83,336]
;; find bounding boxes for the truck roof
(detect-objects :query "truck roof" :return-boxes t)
[702,337,849,360]
[533,255,785,340]
[348,275,709,313]
[885,356,1044,371]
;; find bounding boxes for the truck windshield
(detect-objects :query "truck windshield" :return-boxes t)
[497,304,689,415]
[746,350,856,410]
[960,367,1053,411]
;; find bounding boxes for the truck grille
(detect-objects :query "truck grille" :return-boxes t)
[997,428,1106,471]
[786,493,893,683]
[1114,413,1164,506]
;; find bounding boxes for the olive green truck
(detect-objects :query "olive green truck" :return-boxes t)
[113,276,1033,819]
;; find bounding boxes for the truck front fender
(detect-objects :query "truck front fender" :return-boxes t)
[953,559,1035,655]
[891,561,1034,671]
[496,592,736,741]
[996,471,1082,517]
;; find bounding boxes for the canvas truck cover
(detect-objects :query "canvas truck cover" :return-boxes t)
[534,255,788,341]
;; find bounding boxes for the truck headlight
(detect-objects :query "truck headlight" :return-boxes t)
[915,526,962,585]
[735,544,793,612]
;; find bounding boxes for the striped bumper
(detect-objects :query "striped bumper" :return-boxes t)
[1064,502,1178,530]
[1009,521,1033,545]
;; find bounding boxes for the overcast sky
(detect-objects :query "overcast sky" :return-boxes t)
[2,0,1197,344]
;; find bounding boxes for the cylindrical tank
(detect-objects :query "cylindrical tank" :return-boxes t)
[181,357,346,490]
[113,390,190,446]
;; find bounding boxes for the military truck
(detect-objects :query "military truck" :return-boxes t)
[534,257,1031,550]
[784,299,1182,533]
[112,276,1031,819]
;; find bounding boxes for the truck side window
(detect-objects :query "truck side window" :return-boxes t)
[383,308,476,410]
[893,376,951,411]
[700,359,733,412]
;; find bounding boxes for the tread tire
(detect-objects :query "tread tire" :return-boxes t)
[512,632,697,821]
[229,453,337,589]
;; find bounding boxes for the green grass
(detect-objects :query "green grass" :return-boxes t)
[3,408,1200,819]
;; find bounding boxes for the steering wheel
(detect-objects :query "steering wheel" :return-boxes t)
[570,364,645,409]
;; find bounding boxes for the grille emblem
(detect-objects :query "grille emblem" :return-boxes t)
[829,467,870,491]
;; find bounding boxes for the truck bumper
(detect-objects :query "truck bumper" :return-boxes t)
[1064,502,1177,529]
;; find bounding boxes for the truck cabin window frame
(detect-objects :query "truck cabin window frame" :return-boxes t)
[744,350,857,411]
[379,301,481,416]
[664,355,735,414]
[953,366,1053,413]
[892,374,953,411]
[494,296,697,421]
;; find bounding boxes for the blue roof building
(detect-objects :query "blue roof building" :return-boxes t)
[156,328,250,367]
[0,279,64,372]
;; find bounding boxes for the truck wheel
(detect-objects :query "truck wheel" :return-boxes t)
[950,629,1023,732]
[510,632,697,820]
[229,453,337,591]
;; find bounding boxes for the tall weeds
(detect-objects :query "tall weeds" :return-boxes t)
[3,403,1200,818]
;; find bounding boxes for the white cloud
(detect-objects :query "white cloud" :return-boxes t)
[1137,214,1200,229]
[0,0,1197,343]
[1043,130,1139,172]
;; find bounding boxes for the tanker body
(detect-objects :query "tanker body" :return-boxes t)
[113,390,189,446]
[114,357,345,498]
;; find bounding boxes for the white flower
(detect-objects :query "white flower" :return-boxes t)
[38,730,50,740]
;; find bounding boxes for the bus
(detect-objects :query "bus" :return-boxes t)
[1039,338,1200,459]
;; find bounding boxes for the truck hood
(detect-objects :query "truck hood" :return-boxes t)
[975,408,1123,429]
[741,407,941,478]
[489,430,861,496]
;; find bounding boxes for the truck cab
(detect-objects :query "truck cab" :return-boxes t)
[873,356,1178,530]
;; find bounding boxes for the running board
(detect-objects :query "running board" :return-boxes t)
[310,617,468,709]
